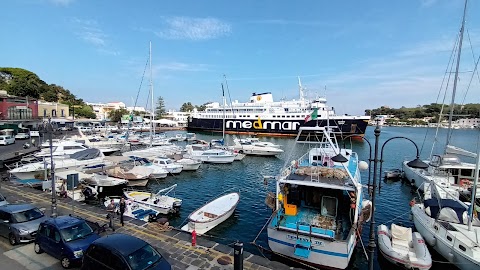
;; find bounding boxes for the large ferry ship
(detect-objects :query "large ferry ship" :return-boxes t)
[187,79,370,137]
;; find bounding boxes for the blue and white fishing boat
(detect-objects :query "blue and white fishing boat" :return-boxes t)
[267,126,371,269]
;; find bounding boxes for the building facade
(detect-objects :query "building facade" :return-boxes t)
[37,101,70,119]
[165,110,191,127]
[87,101,126,120]
[0,90,38,120]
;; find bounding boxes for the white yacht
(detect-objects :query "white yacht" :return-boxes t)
[232,138,284,156]
[186,144,235,164]
[9,148,111,180]
[35,140,88,158]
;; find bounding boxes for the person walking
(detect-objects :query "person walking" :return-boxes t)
[119,197,126,226]
[106,199,116,231]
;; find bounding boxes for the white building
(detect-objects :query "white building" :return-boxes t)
[165,110,191,127]
[454,118,480,128]
[87,101,126,120]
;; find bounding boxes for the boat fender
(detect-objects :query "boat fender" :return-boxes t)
[349,192,356,209]
[191,230,197,246]
[460,179,471,187]
[409,198,416,207]
[446,252,454,262]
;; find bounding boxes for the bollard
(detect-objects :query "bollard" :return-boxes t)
[234,241,243,270]
[191,230,197,246]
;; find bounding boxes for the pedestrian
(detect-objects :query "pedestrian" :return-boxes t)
[106,199,116,231]
[119,197,126,226]
[31,138,36,147]
[59,180,67,198]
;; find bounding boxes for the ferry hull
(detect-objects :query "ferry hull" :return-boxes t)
[187,118,368,137]
[267,227,356,269]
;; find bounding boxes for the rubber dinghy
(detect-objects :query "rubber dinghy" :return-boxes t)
[181,192,240,235]
[378,224,432,270]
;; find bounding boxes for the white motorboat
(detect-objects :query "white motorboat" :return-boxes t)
[123,184,182,215]
[151,157,183,174]
[240,137,282,148]
[232,138,284,156]
[104,197,160,222]
[181,192,240,235]
[130,157,168,178]
[384,169,404,179]
[186,145,235,164]
[9,148,111,180]
[174,158,201,171]
[378,224,432,270]
[35,140,88,158]
[106,166,151,187]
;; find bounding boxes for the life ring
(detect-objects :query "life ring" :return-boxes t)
[460,179,471,187]
[257,96,262,101]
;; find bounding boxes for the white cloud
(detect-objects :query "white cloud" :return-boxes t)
[156,16,231,41]
[49,0,74,6]
[247,19,335,27]
[154,62,209,72]
[71,18,119,55]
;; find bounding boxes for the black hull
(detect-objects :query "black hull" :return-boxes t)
[187,117,369,137]
[89,183,127,199]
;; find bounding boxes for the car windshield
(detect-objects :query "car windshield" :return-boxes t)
[127,244,161,270]
[59,221,93,242]
[12,208,44,223]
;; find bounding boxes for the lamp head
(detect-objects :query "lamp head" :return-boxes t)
[331,153,348,163]
[406,157,429,169]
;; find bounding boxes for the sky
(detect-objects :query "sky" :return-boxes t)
[1,0,479,115]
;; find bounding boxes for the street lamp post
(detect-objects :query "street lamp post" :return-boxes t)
[46,118,57,218]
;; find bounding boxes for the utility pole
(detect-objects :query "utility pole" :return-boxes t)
[47,118,57,218]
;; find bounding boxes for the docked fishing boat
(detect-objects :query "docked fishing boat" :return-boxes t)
[187,78,369,137]
[151,157,183,174]
[384,169,404,179]
[265,126,372,269]
[123,184,182,215]
[104,197,160,222]
[181,192,240,235]
[129,156,168,178]
[9,148,110,180]
[232,137,284,156]
[377,223,432,270]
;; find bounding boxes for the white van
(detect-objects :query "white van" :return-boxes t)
[15,128,30,139]
[0,135,15,145]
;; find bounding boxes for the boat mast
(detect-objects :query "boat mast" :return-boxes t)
[446,0,468,148]
[149,41,154,148]
[221,83,226,144]
[468,137,479,231]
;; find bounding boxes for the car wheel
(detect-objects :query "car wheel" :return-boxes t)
[61,256,72,269]
[8,233,17,245]
[34,242,43,254]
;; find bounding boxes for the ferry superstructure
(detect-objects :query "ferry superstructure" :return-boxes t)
[187,79,370,137]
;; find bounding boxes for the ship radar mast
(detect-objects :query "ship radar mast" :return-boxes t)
[298,76,305,101]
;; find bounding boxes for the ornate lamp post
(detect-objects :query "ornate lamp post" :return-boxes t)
[44,118,57,218]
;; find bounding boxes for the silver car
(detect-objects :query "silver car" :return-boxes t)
[0,204,47,245]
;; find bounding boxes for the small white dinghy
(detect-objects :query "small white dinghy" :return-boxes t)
[181,192,240,235]
[378,224,432,270]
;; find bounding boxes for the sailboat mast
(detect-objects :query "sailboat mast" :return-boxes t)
[446,0,468,148]
[149,41,154,148]
[468,137,479,231]
[221,83,226,142]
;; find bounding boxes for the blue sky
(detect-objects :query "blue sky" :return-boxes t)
[1,0,479,115]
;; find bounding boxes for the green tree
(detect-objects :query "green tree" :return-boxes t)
[108,108,129,122]
[155,96,166,118]
[75,105,96,119]
[180,102,194,112]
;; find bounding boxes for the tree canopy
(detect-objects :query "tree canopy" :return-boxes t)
[108,108,129,122]
[155,96,166,118]
[0,67,93,118]
[180,102,208,112]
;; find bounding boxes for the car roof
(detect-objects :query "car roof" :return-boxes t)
[42,215,85,229]
[0,204,36,213]
[93,233,148,256]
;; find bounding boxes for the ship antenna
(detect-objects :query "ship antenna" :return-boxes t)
[298,76,304,101]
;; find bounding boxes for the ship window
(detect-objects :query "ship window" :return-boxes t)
[282,116,285,118]
[321,196,337,218]
[434,225,438,230]
[447,235,452,241]
[459,245,466,252]
[460,169,472,177]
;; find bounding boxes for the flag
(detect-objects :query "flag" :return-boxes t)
[304,108,318,123]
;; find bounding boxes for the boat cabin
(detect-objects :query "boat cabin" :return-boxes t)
[429,154,480,185]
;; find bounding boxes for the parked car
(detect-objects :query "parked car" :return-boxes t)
[34,215,101,269]
[0,204,47,245]
[81,233,171,270]
[0,193,7,206]
[0,135,15,145]
[60,126,73,131]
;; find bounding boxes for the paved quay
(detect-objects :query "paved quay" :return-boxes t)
[0,181,298,270]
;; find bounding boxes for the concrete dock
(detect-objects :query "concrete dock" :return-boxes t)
[0,182,297,270]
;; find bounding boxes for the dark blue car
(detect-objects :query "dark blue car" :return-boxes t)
[81,233,171,270]
[34,215,101,269]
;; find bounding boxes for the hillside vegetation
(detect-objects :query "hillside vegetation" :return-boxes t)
[0,67,95,118]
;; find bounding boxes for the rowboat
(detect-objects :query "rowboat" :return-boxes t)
[181,192,240,235]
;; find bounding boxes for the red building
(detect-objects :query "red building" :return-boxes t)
[0,91,38,120]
